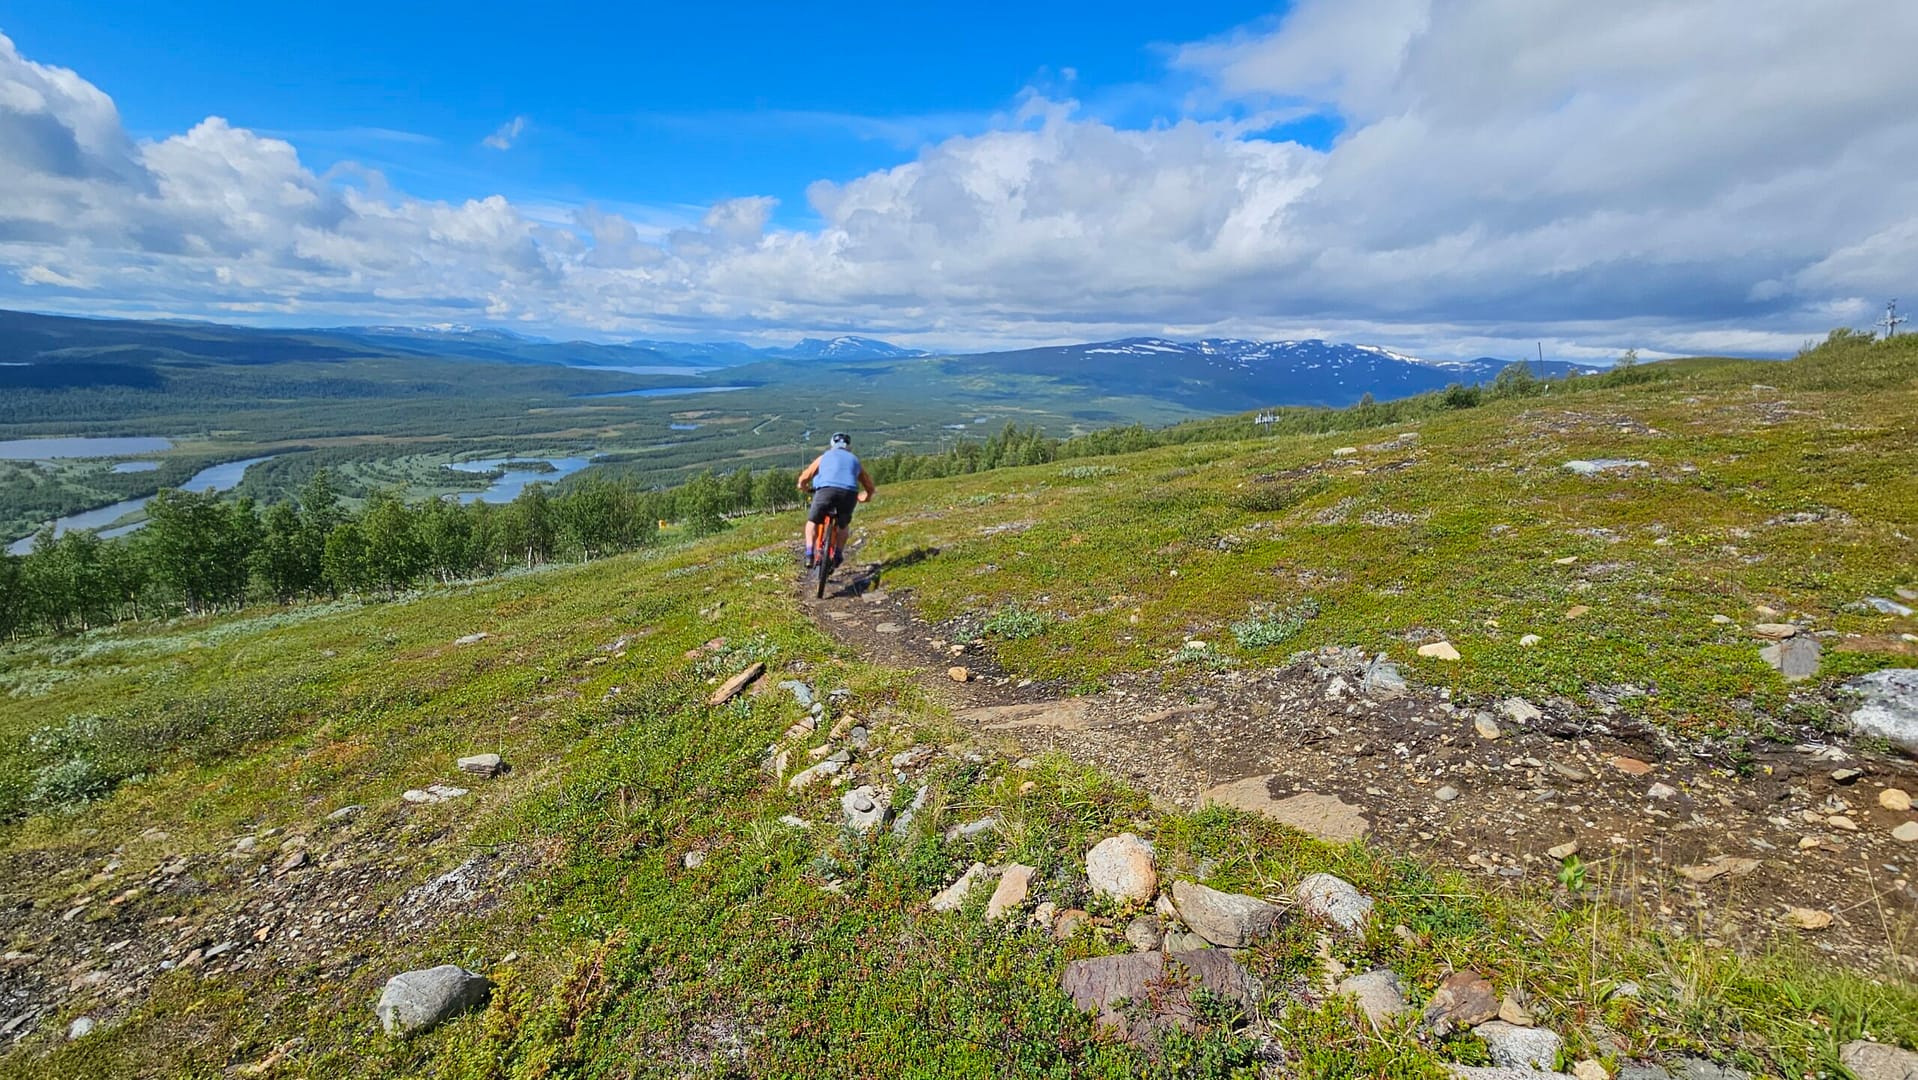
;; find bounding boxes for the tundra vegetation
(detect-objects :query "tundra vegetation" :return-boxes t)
[0,330,1913,1078]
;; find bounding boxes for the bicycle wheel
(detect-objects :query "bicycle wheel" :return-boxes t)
[814,521,832,598]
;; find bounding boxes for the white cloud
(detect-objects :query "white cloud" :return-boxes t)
[481,115,527,151]
[2,8,1917,358]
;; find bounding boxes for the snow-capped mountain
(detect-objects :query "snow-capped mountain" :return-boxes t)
[932,337,1592,410]
[778,335,928,360]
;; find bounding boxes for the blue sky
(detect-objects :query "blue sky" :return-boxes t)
[0,1,1913,360]
[0,1,1292,225]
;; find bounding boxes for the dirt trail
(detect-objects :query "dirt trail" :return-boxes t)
[809,560,1918,970]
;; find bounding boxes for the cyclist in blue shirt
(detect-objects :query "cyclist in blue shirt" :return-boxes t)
[796,432,876,568]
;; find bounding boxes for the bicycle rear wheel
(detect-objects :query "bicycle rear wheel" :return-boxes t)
[814,516,834,598]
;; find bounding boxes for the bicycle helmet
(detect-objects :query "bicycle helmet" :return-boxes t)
[830,432,852,449]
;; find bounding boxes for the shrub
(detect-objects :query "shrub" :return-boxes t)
[1230,599,1321,648]
[981,604,1051,640]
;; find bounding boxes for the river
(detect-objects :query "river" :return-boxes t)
[446,457,594,504]
[7,455,278,555]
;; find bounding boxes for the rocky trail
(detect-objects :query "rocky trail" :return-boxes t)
[810,559,1918,969]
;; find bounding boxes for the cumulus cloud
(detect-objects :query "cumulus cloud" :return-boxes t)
[482,115,527,151]
[2,7,1916,357]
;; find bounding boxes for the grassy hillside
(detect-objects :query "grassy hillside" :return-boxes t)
[865,337,1918,735]
[0,333,1914,1078]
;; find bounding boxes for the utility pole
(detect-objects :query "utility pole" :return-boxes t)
[1882,299,1908,339]
[1536,342,1544,369]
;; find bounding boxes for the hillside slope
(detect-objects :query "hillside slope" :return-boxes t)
[0,333,1914,1078]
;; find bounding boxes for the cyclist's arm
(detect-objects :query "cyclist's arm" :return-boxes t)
[858,468,876,498]
[796,457,820,490]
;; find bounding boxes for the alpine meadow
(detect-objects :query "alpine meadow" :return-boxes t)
[2,3,1917,1079]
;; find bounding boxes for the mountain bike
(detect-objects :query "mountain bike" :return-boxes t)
[812,500,845,598]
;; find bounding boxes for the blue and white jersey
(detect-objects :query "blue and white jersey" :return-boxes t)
[813,447,862,490]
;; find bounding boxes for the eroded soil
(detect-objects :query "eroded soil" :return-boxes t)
[812,560,1918,969]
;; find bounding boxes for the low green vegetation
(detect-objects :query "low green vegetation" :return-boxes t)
[865,332,1918,734]
[1,331,1914,1077]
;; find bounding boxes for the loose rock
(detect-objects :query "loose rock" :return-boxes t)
[1363,656,1410,699]
[1124,914,1164,951]
[68,1016,96,1040]
[1674,856,1759,883]
[457,753,505,778]
[1849,669,1918,753]
[1501,698,1543,724]
[1878,788,1912,812]
[786,759,844,791]
[1435,785,1461,803]
[1337,969,1408,1028]
[986,863,1034,920]
[1419,641,1463,661]
[1476,1020,1562,1070]
[1474,714,1502,740]
[1759,636,1821,682]
[1059,949,1262,1044]
[1085,833,1158,902]
[376,965,491,1036]
[1293,873,1374,935]
[930,862,990,913]
[839,785,890,833]
[1839,1039,1918,1080]
[1052,908,1091,939]
[1170,880,1282,948]
[947,666,971,682]
[1424,970,1498,1034]
[1893,821,1918,843]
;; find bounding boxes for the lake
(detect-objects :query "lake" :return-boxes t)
[7,455,277,555]
[446,456,594,504]
[581,386,749,399]
[112,461,160,473]
[0,436,174,459]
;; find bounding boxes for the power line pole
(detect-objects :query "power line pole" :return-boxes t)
[1881,299,1907,339]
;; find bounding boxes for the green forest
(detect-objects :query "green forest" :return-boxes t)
[0,362,1643,642]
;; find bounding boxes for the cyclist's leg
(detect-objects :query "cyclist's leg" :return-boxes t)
[830,490,856,564]
[804,490,834,565]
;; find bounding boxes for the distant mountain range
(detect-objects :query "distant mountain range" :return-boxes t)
[917,336,1595,410]
[0,309,1597,411]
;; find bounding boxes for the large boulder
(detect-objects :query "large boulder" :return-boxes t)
[1059,949,1262,1043]
[1170,880,1282,948]
[1085,833,1157,902]
[1849,669,1918,755]
[376,965,491,1036]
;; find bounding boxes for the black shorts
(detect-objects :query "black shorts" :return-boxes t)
[808,486,859,526]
